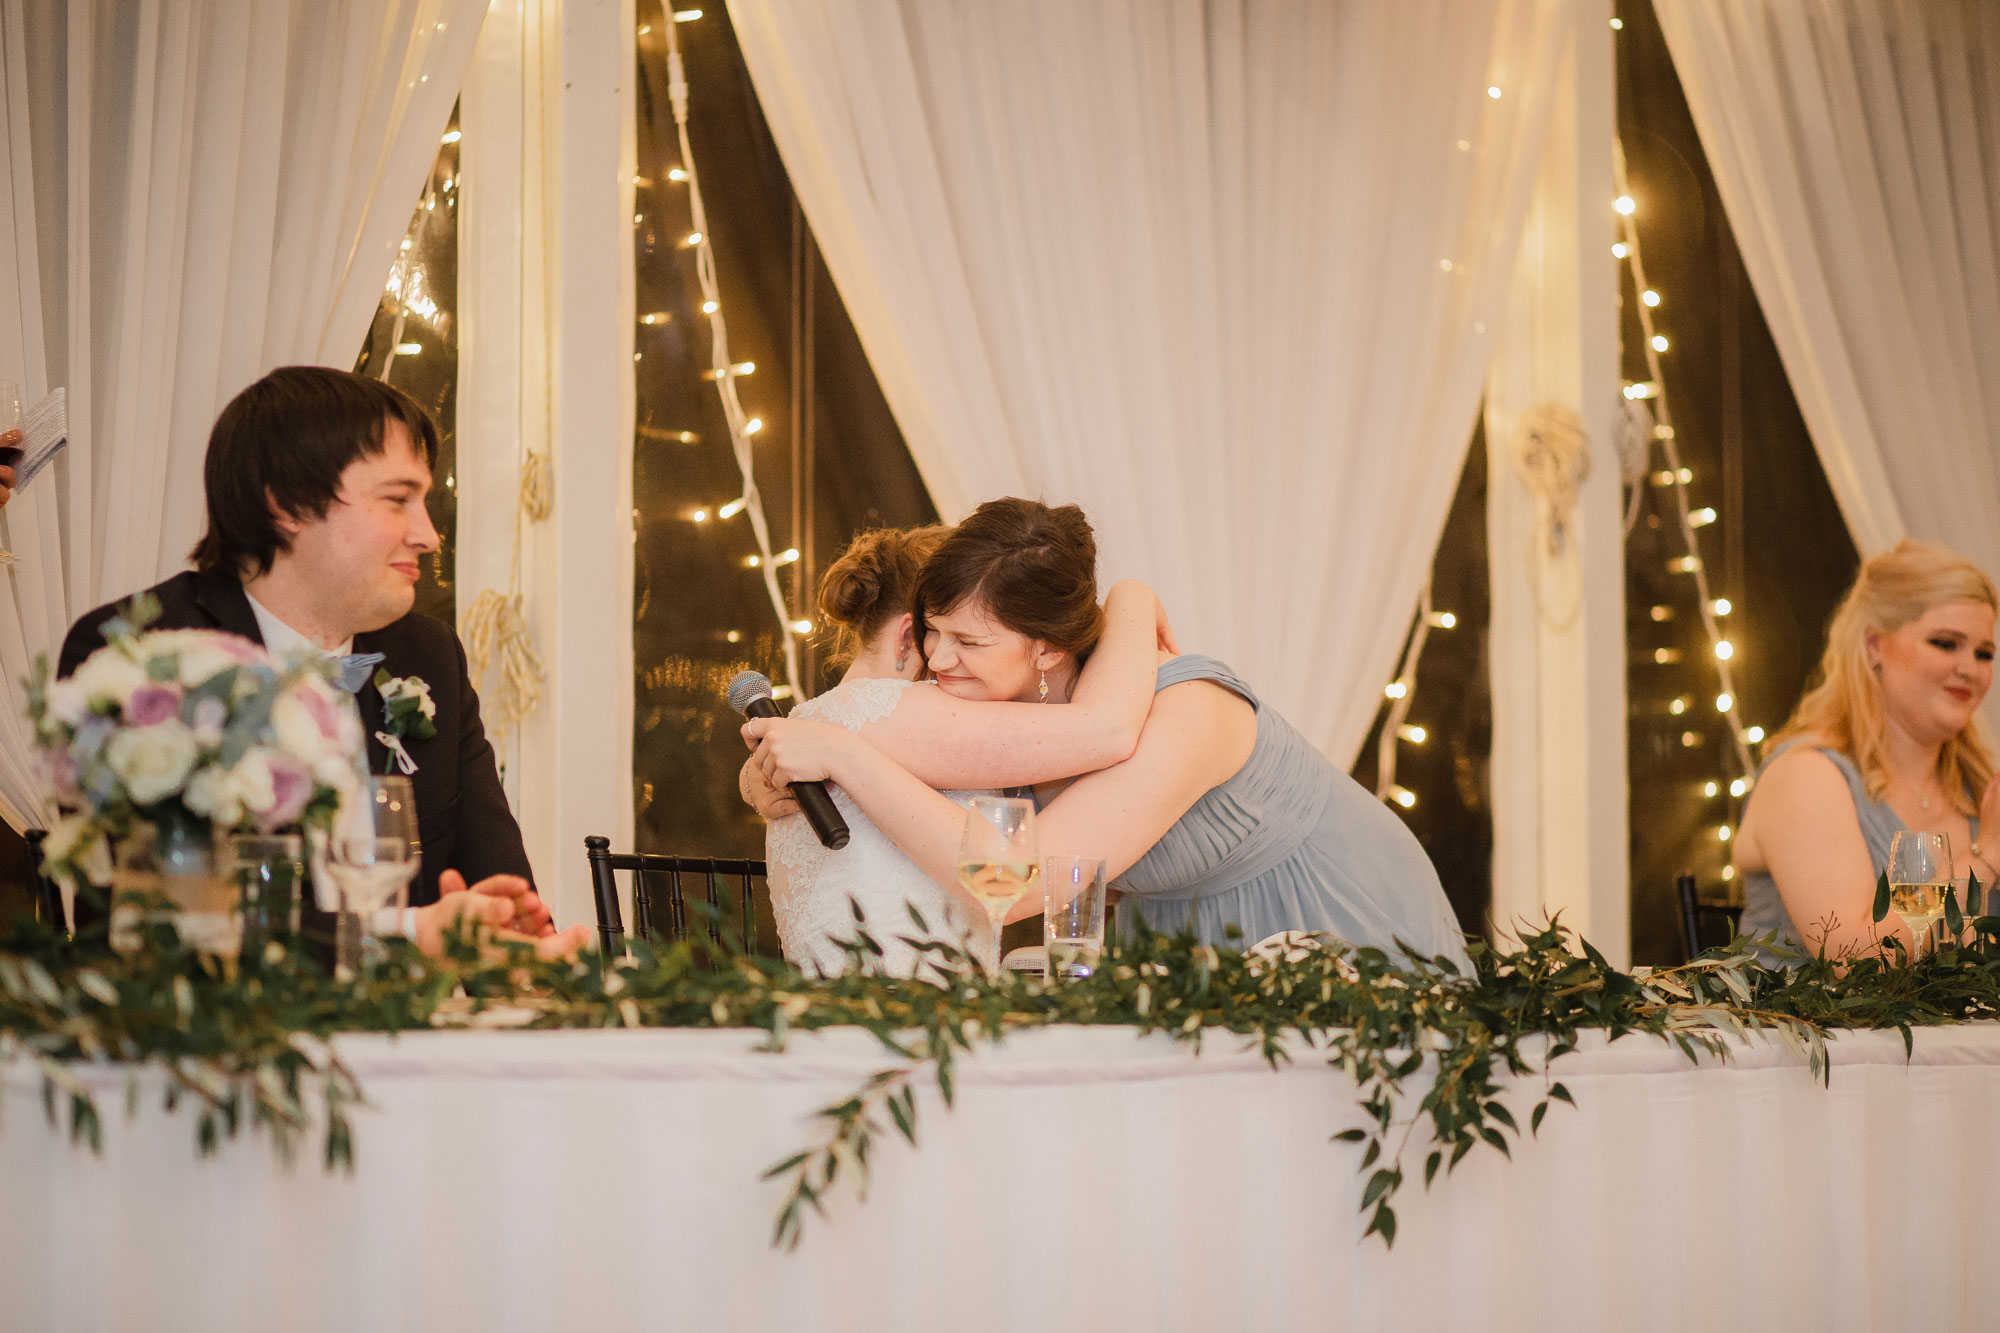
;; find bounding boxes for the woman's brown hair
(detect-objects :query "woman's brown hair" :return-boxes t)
[912,498,1105,664]
[817,525,950,669]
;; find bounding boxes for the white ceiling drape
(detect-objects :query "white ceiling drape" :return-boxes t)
[727,0,1569,762]
[1654,0,2000,576]
[0,0,483,831]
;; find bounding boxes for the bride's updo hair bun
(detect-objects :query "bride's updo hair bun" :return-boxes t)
[817,525,950,668]
[914,498,1105,663]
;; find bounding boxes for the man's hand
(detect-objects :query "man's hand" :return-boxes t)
[413,869,591,960]
[740,752,800,821]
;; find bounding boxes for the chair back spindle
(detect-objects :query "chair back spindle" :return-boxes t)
[583,836,771,959]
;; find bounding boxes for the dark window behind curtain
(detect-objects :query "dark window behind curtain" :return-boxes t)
[632,5,936,860]
[1617,0,1856,964]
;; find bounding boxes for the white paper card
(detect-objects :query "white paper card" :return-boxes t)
[16,388,67,490]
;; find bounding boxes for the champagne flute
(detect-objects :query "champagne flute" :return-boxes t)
[1887,830,1951,962]
[958,796,1038,978]
[318,776,422,975]
[0,379,22,565]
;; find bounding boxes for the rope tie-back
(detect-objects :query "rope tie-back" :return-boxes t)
[1511,402,1591,558]
[1510,402,1590,632]
[1618,397,1656,537]
[461,589,546,745]
[519,451,553,521]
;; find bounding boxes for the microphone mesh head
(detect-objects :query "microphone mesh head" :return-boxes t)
[726,670,774,717]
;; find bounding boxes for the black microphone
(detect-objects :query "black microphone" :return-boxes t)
[727,670,851,850]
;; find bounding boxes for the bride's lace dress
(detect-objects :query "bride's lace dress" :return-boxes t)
[765,676,993,976]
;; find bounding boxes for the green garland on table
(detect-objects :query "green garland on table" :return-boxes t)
[3,900,1999,1250]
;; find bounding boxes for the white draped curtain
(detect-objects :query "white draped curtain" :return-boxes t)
[728,0,1569,762]
[1655,0,2000,613]
[0,0,484,831]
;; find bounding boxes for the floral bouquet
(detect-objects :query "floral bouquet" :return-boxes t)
[26,596,368,909]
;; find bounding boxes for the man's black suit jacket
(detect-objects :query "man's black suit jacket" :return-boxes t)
[58,569,534,910]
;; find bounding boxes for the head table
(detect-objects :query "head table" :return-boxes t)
[3,1021,1997,1333]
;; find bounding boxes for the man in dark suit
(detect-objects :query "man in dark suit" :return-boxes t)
[60,366,588,958]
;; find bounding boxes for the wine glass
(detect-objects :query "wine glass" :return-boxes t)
[1887,830,1952,961]
[0,379,22,565]
[957,796,1038,978]
[317,776,422,975]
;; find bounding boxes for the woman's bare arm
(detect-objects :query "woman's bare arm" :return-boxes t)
[752,681,1255,921]
[1736,747,1909,958]
[844,580,1165,788]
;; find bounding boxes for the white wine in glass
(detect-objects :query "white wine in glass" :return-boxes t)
[1887,829,1952,961]
[958,796,1038,977]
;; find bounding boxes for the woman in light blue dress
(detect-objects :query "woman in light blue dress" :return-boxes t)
[1110,655,1465,965]
[1735,539,1999,960]
[743,499,1470,969]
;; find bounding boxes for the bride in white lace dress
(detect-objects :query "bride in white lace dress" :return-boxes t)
[757,525,1162,976]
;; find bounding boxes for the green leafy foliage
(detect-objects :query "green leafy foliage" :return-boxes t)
[5,904,1999,1251]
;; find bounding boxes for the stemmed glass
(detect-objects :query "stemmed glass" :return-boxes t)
[0,379,22,564]
[1887,830,1951,962]
[957,796,1039,978]
[317,776,422,976]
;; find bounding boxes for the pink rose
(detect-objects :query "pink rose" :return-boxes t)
[257,752,314,831]
[294,680,346,742]
[214,634,271,666]
[39,746,81,804]
[124,683,183,728]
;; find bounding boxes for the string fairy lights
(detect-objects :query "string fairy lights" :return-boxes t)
[652,9,804,701]
[1612,142,1761,867]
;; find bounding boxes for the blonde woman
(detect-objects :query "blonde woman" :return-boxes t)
[1735,539,1999,958]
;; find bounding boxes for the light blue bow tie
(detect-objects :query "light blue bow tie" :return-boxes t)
[331,651,386,694]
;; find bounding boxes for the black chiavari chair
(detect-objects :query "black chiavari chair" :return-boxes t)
[584,835,770,960]
[1676,872,1743,962]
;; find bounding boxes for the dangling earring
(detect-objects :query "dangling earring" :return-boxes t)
[1038,669,1049,703]
[894,653,908,672]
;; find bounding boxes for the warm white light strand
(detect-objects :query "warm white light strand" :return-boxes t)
[1614,144,1755,781]
[660,14,802,701]
[1375,584,1437,806]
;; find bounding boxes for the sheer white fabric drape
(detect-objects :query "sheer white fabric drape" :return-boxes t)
[0,0,483,830]
[1655,0,2000,584]
[728,0,1568,761]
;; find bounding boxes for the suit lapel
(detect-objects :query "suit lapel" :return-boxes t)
[190,571,265,644]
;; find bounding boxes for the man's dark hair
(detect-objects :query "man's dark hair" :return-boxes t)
[190,366,440,576]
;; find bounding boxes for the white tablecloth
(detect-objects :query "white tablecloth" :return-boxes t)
[4,1022,1999,1333]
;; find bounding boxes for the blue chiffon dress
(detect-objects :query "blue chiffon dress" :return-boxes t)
[1739,742,1975,958]
[1113,656,1472,970]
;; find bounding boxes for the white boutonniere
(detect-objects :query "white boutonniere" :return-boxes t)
[372,670,437,775]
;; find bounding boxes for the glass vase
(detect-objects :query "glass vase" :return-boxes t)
[229,833,305,961]
[111,818,237,956]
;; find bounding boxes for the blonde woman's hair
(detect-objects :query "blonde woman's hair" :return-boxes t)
[1775,538,1997,811]
[816,525,950,670]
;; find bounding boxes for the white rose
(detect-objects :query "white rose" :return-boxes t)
[171,638,244,688]
[44,679,89,728]
[270,692,325,764]
[102,721,200,805]
[382,676,438,720]
[72,648,149,712]
[231,748,278,815]
[44,813,111,888]
[184,764,245,827]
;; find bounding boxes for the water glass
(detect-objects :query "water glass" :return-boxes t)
[314,777,422,975]
[230,833,304,959]
[1043,856,1107,980]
